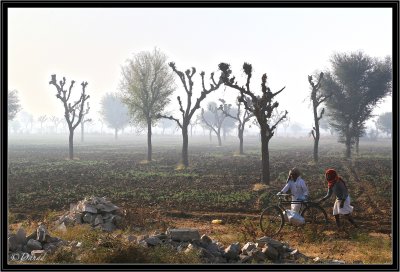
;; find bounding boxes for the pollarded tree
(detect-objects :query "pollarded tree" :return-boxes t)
[322,52,392,158]
[8,90,21,120]
[219,63,288,184]
[38,115,47,134]
[49,75,90,159]
[219,97,253,154]
[158,62,223,167]
[376,112,392,138]
[201,101,228,146]
[308,72,331,162]
[120,48,175,161]
[100,93,130,140]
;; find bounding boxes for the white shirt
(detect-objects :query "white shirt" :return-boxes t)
[281,177,309,201]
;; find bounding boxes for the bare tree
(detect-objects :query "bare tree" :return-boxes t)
[219,62,288,184]
[219,98,253,154]
[200,101,227,146]
[50,116,62,134]
[49,75,90,159]
[38,115,47,134]
[158,62,223,167]
[308,72,331,163]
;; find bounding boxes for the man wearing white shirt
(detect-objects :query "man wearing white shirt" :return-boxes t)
[279,167,309,213]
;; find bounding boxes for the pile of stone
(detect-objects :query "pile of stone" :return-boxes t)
[56,196,122,232]
[124,228,312,263]
[8,225,65,259]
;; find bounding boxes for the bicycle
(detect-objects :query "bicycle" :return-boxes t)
[259,193,328,237]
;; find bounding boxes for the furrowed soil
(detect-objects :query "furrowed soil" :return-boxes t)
[7,134,393,264]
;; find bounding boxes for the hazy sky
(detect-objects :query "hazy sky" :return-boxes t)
[8,8,392,129]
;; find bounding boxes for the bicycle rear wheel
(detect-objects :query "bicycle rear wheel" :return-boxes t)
[260,206,284,237]
[301,204,328,228]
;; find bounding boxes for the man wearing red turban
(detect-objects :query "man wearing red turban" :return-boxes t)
[319,168,357,229]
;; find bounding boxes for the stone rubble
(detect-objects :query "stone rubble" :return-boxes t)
[8,225,66,260]
[122,228,343,264]
[56,196,122,232]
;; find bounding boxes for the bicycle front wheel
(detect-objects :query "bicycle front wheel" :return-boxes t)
[260,206,284,237]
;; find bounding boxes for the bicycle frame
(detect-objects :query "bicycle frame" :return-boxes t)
[275,194,310,212]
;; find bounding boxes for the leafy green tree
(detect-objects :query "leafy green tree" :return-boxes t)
[8,90,21,120]
[322,52,392,158]
[219,62,288,184]
[100,93,130,140]
[120,48,175,161]
[376,112,392,137]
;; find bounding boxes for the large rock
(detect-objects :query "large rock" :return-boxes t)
[206,242,222,255]
[167,228,200,242]
[257,236,284,254]
[15,228,27,245]
[27,239,42,251]
[241,242,257,255]
[94,215,103,226]
[82,213,95,224]
[248,248,266,262]
[200,234,212,247]
[74,213,83,224]
[198,248,217,262]
[145,236,162,246]
[37,225,51,242]
[99,203,120,213]
[82,203,98,214]
[101,222,116,232]
[224,242,240,260]
[8,234,18,252]
[263,244,279,261]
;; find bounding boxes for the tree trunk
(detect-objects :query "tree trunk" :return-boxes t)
[217,129,222,146]
[69,129,74,160]
[312,106,320,163]
[182,125,189,167]
[260,125,270,184]
[239,127,244,155]
[355,136,359,156]
[147,119,152,161]
[209,130,212,143]
[115,128,118,140]
[223,128,226,141]
[345,132,352,158]
[81,122,84,143]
